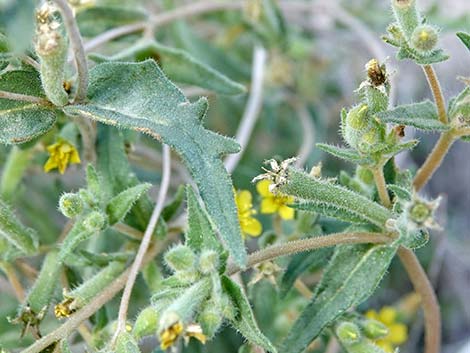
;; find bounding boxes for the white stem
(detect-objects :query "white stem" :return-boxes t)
[113,145,172,342]
[224,46,267,173]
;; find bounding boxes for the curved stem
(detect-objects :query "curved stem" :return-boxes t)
[413,131,456,191]
[0,262,25,301]
[398,247,441,353]
[53,0,88,102]
[0,90,50,105]
[226,232,389,275]
[224,45,266,173]
[372,166,391,208]
[113,145,171,343]
[422,65,447,125]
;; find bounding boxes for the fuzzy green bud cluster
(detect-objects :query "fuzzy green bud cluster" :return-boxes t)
[59,193,84,218]
[336,319,391,353]
[411,25,439,54]
[336,321,362,345]
[34,3,69,106]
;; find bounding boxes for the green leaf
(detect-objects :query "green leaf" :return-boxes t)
[76,6,147,37]
[317,143,373,165]
[185,186,222,253]
[396,46,449,65]
[280,245,332,297]
[0,70,58,144]
[280,169,393,228]
[376,101,448,131]
[291,201,374,225]
[0,197,37,255]
[222,276,278,353]
[106,183,151,225]
[90,40,246,95]
[381,140,419,157]
[282,243,398,353]
[161,184,185,222]
[388,184,411,201]
[457,32,470,52]
[65,61,247,266]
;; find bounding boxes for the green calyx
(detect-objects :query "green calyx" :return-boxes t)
[59,193,84,218]
[411,25,439,54]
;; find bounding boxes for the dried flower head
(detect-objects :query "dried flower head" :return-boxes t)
[252,157,297,192]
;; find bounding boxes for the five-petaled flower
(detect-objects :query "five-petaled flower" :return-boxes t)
[256,179,295,220]
[365,306,408,353]
[44,139,81,174]
[235,189,262,238]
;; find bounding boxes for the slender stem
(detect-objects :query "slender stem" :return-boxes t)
[294,279,313,299]
[0,90,49,104]
[113,145,171,342]
[422,65,447,125]
[72,116,96,164]
[0,262,25,301]
[372,167,391,208]
[226,232,389,275]
[225,46,266,173]
[398,247,441,353]
[53,0,88,102]
[113,223,144,240]
[413,131,456,191]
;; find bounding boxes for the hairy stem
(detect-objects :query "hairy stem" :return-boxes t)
[398,247,441,353]
[226,232,389,275]
[0,262,25,301]
[413,131,456,191]
[372,167,391,208]
[224,45,266,173]
[0,90,50,104]
[422,65,447,125]
[113,145,171,343]
[52,0,88,102]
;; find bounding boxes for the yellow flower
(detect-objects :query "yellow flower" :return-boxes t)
[44,139,81,174]
[256,179,295,220]
[365,306,408,353]
[160,321,184,350]
[235,190,262,238]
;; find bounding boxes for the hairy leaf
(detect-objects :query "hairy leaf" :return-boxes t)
[291,201,373,225]
[282,243,397,353]
[65,61,246,266]
[90,40,246,95]
[222,276,277,353]
[0,70,58,144]
[317,143,372,165]
[457,32,470,52]
[376,101,448,131]
[106,183,151,225]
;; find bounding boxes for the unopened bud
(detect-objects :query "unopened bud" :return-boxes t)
[391,0,420,39]
[336,321,361,345]
[361,319,389,339]
[411,25,439,54]
[164,244,196,272]
[59,193,83,218]
[198,250,219,274]
[83,211,106,232]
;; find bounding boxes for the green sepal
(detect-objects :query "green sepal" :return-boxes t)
[376,100,448,131]
[388,184,412,201]
[380,140,419,157]
[281,243,398,353]
[115,331,141,353]
[279,168,393,228]
[457,32,470,52]
[133,306,159,340]
[0,197,38,255]
[65,61,246,266]
[221,275,278,353]
[76,6,147,37]
[317,143,373,165]
[0,70,57,144]
[90,40,246,95]
[396,46,449,65]
[106,183,151,225]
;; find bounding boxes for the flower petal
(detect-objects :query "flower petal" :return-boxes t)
[278,205,295,220]
[260,198,278,214]
[388,323,407,345]
[242,217,262,237]
[236,190,253,212]
[256,179,272,197]
[379,306,397,325]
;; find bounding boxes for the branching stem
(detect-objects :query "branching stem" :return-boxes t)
[227,232,389,275]
[53,0,88,102]
[113,145,171,343]
[372,166,391,208]
[422,65,447,125]
[398,247,441,353]
[413,131,456,191]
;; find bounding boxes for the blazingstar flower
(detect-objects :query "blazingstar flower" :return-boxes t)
[44,139,81,174]
[235,190,262,238]
[365,306,408,353]
[256,179,294,220]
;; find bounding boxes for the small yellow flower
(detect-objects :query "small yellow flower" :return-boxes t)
[160,321,184,350]
[256,180,295,220]
[44,139,81,174]
[365,306,408,353]
[235,190,262,238]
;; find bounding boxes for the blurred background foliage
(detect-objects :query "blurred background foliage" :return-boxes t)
[0,0,469,352]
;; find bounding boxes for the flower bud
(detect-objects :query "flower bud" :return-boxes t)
[83,211,107,232]
[133,306,159,339]
[391,0,420,39]
[198,301,223,338]
[336,321,361,345]
[59,193,84,218]
[361,319,389,339]
[198,249,219,274]
[164,244,196,272]
[411,25,439,54]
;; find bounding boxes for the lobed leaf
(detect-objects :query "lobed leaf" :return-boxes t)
[282,243,398,353]
[0,70,58,144]
[65,61,247,266]
[90,40,246,95]
[376,100,448,131]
